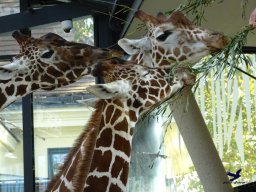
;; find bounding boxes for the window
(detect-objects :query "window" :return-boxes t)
[31,16,95,192]
[0,99,23,192]
[48,148,70,180]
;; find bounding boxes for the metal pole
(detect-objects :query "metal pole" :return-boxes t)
[170,87,233,192]
[22,93,35,192]
[19,0,35,187]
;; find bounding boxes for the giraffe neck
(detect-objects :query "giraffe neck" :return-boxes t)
[0,78,34,109]
[84,99,136,192]
[46,98,139,192]
[46,63,174,192]
[46,101,103,192]
[0,64,82,110]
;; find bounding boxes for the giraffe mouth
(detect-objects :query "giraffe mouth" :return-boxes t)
[206,34,230,54]
[208,47,223,54]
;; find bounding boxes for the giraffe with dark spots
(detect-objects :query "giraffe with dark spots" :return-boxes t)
[0,31,122,110]
[118,10,229,68]
[47,61,193,192]
[46,10,229,192]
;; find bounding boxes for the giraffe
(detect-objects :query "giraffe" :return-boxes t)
[46,61,195,192]
[118,10,229,102]
[45,10,229,192]
[0,31,122,110]
[118,10,231,191]
[118,10,229,68]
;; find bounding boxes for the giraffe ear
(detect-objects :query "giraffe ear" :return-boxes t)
[76,98,99,109]
[0,69,16,80]
[0,60,21,71]
[118,37,151,55]
[86,80,131,99]
[0,61,22,80]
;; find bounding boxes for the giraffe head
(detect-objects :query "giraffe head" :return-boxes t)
[0,31,122,89]
[88,62,186,115]
[0,31,122,110]
[118,10,229,67]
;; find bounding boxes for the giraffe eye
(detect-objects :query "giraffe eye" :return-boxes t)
[41,50,54,59]
[156,31,173,41]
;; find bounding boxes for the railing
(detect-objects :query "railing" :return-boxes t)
[0,179,48,192]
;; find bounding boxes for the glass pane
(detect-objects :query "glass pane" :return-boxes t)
[129,111,202,191]
[32,16,95,191]
[0,0,20,17]
[0,1,20,56]
[32,15,94,44]
[194,54,256,188]
[0,32,19,56]
[0,99,24,192]
[33,89,95,191]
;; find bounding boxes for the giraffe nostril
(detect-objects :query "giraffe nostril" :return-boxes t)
[210,32,222,36]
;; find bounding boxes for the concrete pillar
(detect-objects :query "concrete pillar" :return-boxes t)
[170,87,233,192]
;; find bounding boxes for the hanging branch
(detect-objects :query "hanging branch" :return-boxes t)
[166,0,223,24]
[241,0,249,18]
[166,0,249,24]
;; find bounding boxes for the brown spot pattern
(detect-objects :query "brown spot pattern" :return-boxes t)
[173,48,180,57]
[90,150,112,173]
[113,134,131,157]
[85,176,109,192]
[109,183,122,192]
[129,110,137,122]
[111,156,129,186]
[16,85,27,96]
[96,128,112,148]
[115,119,128,132]
[5,85,14,96]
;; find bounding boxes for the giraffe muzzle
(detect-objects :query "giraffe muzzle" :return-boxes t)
[207,32,229,53]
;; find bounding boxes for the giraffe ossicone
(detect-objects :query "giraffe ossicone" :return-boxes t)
[0,31,122,110]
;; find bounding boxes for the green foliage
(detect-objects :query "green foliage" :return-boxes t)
[173,64,256,190]
[166,0,220,24]
[72,16,94,45]
[166,0,248,25]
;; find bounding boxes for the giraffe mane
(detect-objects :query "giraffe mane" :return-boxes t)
[39,33,67,42]
[46,100,105,191]
[72,100,106,191]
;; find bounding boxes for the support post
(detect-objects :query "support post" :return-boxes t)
[171,87,233,192]
[22,93,35,192]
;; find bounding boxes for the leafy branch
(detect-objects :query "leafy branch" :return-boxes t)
[166,0,249,25]
[241,0,249,18]
[166,0,222,24]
